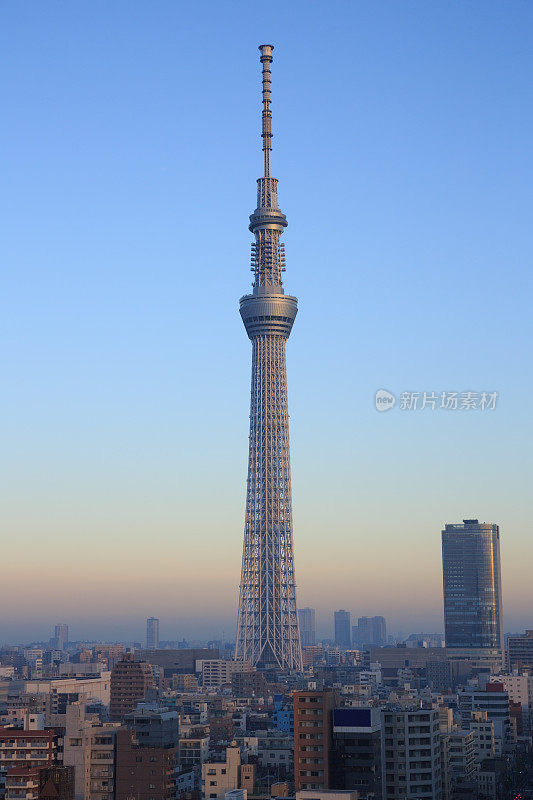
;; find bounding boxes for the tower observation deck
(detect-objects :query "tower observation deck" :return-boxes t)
[235,45,302,671]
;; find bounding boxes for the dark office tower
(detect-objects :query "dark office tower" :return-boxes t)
[334,610,351,648]
[235,45,302,671]
[146,617,160,650]
[54,624,68,651]
[298,608,316,647]
[110,653,155,721]
[331,708,382,799]
[371,615,386,646]
[442,519,504,667]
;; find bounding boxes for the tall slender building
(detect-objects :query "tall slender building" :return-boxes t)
[146,617,159,650]
[235,45,302,671]
[299,607,316,647]
[442,519,504,668]
[334,610,351,648]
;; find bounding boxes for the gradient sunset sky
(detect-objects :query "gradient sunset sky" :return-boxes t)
[2,0,532,644]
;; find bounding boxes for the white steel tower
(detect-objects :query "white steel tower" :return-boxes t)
[235,45,302,671]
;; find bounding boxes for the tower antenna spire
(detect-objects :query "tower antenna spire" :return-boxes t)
[259,44,274,178]
[236,45,302,672]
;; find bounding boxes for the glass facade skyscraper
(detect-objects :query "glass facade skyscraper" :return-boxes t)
[441,519,503,655]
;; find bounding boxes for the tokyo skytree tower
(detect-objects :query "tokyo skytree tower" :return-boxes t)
[235,45,302,671]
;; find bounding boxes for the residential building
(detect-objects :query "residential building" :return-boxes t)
[62,702,119,800]
[200,661,251,689]
[441,729,477,799]
[171,674,198,692]
[178,737,209,770]
[293,689,337,792]
[381,706,442,800]
[115,727,176,800]
[5,765,74,800]
[0,726,57,778]
[302,646,323,669]
[110,654,154,721]
[201,746,254,800]
[492,672,533,733]
[458,683,511,756]
[230,672,266,698]
[467,711,495,762]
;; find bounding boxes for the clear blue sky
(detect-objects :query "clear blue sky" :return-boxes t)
[2,0,532,644]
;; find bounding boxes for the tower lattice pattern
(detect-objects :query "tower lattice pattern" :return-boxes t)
[235,45,302,671]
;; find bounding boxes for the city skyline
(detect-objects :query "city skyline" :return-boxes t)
[2,1,533,642]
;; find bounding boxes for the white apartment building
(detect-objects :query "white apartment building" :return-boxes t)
[381,707,442,800]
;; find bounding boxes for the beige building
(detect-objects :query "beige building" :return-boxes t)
[63,702,120,800]
[201,746,254,800]
[200,660,252,689]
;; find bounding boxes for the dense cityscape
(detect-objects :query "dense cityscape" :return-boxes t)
[2,16,531,800]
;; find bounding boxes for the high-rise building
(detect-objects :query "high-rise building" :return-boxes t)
[298,608,316,647]
[442,519,504,665]
[356,616,386,647]
[235,45,302,671]
[54,624,68,651]
[110,653,154,721]
[146,617,160,650]
[381,707,442,800]
[334,610,351,648]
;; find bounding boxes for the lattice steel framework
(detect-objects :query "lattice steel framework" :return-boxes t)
[235,45,302,671]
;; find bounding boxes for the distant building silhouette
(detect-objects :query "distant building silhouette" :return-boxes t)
[298,607,316,646]
[356,616,386,647]
[54,624,68,651]
[334,610,351,648]
[146,617,159,649]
